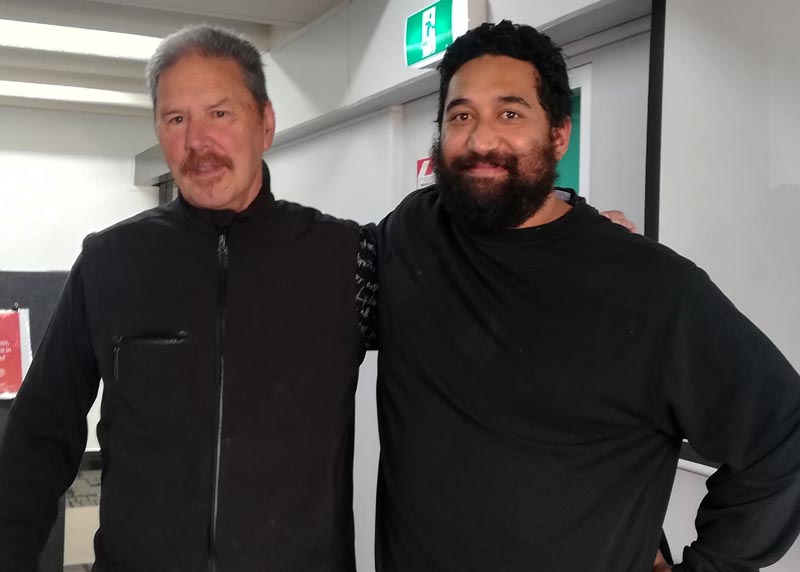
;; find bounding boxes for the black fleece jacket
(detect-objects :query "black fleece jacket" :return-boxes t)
[0,165,366,572]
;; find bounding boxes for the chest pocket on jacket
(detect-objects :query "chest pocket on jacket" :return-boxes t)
[109,331,192,439]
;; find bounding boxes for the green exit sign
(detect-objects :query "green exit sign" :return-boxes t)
[405,0,486,69]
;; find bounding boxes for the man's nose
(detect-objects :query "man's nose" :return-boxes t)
[467,119,500,156]
[185,117,212,151]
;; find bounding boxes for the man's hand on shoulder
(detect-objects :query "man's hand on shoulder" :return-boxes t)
[600,210,638,233]
[653,550,672,572]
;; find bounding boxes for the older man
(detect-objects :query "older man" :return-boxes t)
[0,26,371,571]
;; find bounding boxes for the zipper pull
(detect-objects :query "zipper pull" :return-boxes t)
[217,228,230,258]
[113,337,122,380]
[217,233,226,255]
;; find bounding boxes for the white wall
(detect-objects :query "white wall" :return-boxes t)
[576,31,650,227]
[265,1,429,134]
[0,106,157,271]
[399,93,437,203]
[265,6,351,132]
[0,106,157,452]
[266,0,615,135]
[660,0,799,370]
[660,0,800,569]
[488,0,613,26]
[267,107,403,223]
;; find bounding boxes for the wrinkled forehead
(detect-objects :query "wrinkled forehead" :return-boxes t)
[155,54,251,107]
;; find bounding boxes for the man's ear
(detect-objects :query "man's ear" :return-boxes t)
[261,101,276,152]
[551,117,572,161]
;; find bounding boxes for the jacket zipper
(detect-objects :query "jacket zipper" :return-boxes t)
[112,332,187,380]
[208,228,230,572]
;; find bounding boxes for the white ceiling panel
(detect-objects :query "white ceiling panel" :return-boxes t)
[0,0,341,116]
[89,0,345,26]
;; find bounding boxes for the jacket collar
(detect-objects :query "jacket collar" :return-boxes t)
[177,161,276,230]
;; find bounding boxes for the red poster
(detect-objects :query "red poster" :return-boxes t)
[416,157,436,190]
[0,312,23,396]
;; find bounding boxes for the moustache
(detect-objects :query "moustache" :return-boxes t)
[450,151,518,172]
[181,151,234,176]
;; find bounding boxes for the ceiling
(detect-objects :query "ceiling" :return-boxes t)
[0,0,346,116]
[89,0,345,26]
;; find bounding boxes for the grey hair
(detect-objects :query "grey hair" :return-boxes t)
[146,24,268,108]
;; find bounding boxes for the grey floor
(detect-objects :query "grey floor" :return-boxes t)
[64,470,101,570]
[66,470,101,508]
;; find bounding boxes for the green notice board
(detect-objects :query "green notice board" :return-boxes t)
[555,90,581,193]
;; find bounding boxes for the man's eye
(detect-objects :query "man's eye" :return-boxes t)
[450,112,470,122]
[214,110,227,118]
[168,116,184,125]
[502,111,520,119]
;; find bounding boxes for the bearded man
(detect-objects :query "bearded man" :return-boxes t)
[373,20,800,572]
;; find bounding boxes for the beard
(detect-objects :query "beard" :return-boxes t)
[433,136,558,232]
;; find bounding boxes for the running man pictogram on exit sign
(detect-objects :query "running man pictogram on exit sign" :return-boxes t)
[405,0,486,69]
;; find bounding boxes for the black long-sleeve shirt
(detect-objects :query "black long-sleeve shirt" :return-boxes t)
[374,186,800,572]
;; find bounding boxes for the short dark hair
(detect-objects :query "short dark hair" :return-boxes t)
[436,20,571,129]
[146,25,268,109]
